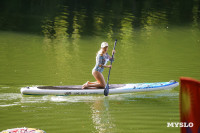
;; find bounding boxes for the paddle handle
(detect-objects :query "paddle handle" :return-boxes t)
[104,39,117,96]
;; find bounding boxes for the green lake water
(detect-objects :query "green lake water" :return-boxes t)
[0,0,200,133]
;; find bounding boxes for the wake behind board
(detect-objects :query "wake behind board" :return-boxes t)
[21,80,179,96]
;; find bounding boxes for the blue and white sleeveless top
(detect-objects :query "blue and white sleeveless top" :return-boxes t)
[92,53,113,73]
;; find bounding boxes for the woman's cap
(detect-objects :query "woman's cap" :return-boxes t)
[101,42,108,48]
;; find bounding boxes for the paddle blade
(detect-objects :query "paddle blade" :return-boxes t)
[104,84,109,96]
[104,88,109,96]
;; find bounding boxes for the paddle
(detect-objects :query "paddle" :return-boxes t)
[104,39,117,96]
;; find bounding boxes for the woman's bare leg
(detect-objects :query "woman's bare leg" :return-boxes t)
[89,71,106,88]
[82,81,98,88]
[83,81,98,86]
[82,71,106,89]
[88,81,99,84]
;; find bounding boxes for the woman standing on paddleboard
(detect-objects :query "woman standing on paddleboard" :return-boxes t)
[82,42,116,89]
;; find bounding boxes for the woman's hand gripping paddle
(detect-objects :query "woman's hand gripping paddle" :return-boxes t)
[104,39,117,96]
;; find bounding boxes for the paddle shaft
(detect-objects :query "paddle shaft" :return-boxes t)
[104,39,117,96]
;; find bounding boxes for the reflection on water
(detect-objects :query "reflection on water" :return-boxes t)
[41,8,72,84]
[54,7,69,42]
[120,13,135,45]
[41,6,87,85]
[1,0,199,36]
[90,98,115,133]
[93,11,104,36]
[141,10,168,40]
[42,6,69,42]
[192,2,200,30]
[72,11,81,41]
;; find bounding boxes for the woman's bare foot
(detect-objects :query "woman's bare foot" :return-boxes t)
[82,81,89,89]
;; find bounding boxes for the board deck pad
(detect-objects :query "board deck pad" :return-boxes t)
[38,84,125,90]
